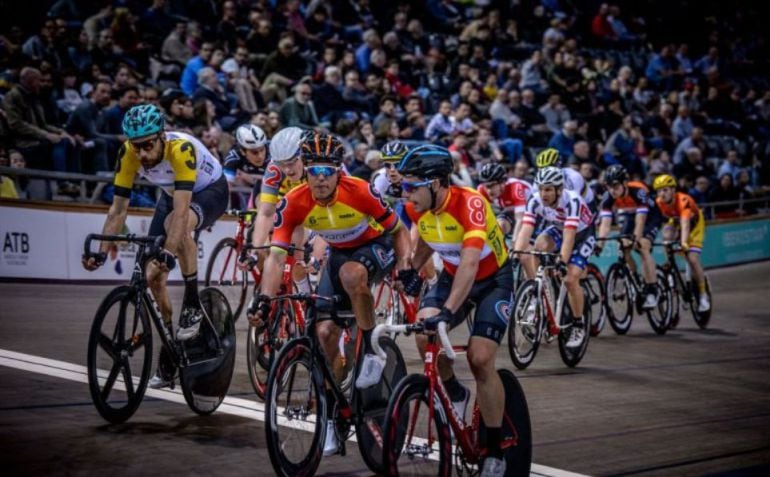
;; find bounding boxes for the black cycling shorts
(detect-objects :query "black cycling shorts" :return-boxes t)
[316,234,395,312]
[149,175,228,237]
[619,211,662,244]
[420,259,514,344]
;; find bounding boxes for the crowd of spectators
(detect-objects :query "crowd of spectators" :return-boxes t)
[1,0,770,217]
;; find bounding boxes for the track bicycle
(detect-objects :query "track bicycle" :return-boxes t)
[655,241,713,329]
[204,209,259,321]
[508,251,592,369]
[600,235,673,335]
[584,262,607,336]
[84,234,236,423]
[264,293,407,476]
[372,269,421,336]
[376,320,532,476]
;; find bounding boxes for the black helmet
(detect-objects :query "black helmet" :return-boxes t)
[604,164,629,185]
[396,144,453,180]
[300,132,344,165]
[479,163,506,183]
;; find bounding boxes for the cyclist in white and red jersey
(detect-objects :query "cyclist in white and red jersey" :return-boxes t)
[477,162,531,239]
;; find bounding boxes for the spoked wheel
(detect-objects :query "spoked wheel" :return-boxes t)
[584,263,606,336]
[205,237,249,321]
[645,268,672,335]
[512,259,526,295]
[558,283,591,368]
[605,263,633,334]
[382,374,452,477]
[87,285,153,424]
[247,298,302,400]
[477,369,532,477]
[355,336,407,474]
[265,339,326,477]
[373,279,403,336]
[179,287,236,415]
[508,280,542,370]
[663,266,681,329]
[690,276,713,329]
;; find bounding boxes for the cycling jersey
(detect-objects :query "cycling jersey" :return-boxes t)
[657,192,705,252]
[114,131,222,197]
[223,147,266,183]
[599,181,660,219]
[371,167,404,203]
[563,167,594,204]
[523,188,594,233]
[258,162,307,205]
[271,176,399,251]
[404,186,507,280]
[478,178,532,215]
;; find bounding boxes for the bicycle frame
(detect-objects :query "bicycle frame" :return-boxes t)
[658,243,694,303]
[216,210,260,286]
[373,272,419,326]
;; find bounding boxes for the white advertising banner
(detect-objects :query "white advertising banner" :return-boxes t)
[1,204,236,281]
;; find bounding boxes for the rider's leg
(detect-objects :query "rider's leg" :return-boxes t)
[565,264,585,319]
[636,238,656,285]
[467,337,504,454]
[147,262,172,325]
[317,320,343,379]
[164,209,200,308]
[414,307,455,381]
[339,261,375,350]
[688,251,706,291]
[290,226,312,293]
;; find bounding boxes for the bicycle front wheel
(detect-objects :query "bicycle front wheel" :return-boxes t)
[645,268,672,335]
[265,339,326,477]
[558,283,591,368]
[584,263,606,336]
[87,286,153,424]
[605,263,633,334]
[382,374,452,477]
[508,280,542,370]
[205,237,248,321]
[691,276,713,329]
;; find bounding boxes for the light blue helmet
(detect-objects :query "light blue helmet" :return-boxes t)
[122,104,165,139]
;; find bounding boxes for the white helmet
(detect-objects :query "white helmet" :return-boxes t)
[269,126,305,163]
[235,124,267,150]
[535,166,565,187]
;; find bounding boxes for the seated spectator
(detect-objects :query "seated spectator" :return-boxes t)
[261,36,308,86]
[693,47,720,77]
[717,149,741,181]
[451,102,476,135]
[222,46,263,114]
[671,105,694,144]
[279,82,320,130]
[548,119,578,158]
[647,149,675,178]
[160,89,195,131]
[425,99,454,143]
[450,151,474,187]
[101,86,140,135]
[313,66,347,124]
[180,41,213,96]
[514,88,549,136]
[674,147,709,182]
[689,175,711,206]
[351,150,381,181]
[736,169,758,215]
[161,21,192,68]
[569,140,592,166]
[193,67,241,131]
[708,173,741,217]
[373,95,398,134]
[65,80,121,174]
[489,89,522,133]
[0,148,24,199]
[673,127,706,165]
[469,128,504,164]
[519,50,548,94]
[604,115,643,178]
[645,45,684,91]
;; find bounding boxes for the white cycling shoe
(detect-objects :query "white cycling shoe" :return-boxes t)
[323,420,339,456]
[698,294,711,313]
[566,322,585,349]
[355,353,386,389]
[480,456,506,477]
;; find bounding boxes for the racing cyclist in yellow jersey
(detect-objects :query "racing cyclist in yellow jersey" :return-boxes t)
[397,145,513,477]
[248,132,413,455]
[82,104,228,388]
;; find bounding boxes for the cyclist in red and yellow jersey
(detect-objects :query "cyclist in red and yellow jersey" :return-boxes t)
[398,144,513,477]
[653,174,710,312]
[248,132,413,456]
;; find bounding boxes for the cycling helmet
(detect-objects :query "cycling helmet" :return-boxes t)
[300,132,344,165]
[396,144,453,180]
[535,148,561,168]
[653,174,677,191]
[269,127,305,163]
[381,141,409,162]
[534,166,565,187]
[122,104,165,139]
[235,124,267,150]
[604,164,629,185]
[479,163,506,183]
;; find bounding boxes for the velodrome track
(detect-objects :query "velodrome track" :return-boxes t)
[1,261,769,476]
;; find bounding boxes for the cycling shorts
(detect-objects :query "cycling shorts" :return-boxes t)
[149,174,228,236]
[541,225,596,270]
[420,259,514,344]
[663,210,705,253]
[316,235,395,312]
[619,211,661,244]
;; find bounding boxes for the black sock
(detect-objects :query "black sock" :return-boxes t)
[183,272,199,308]
[325,388,337,417]
[362,327,374,354]
[486,427,502,458]
[443,375,466,402]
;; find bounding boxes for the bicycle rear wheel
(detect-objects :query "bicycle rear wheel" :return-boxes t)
[180,287,236,415]
[477,369,532,477]
[584,263,606,336]
[265,339,325,477]
[87,286,153,424]
[645,268,672,335]
[664,266,681,329]
[690,276,713,329]
[205,237,249,321]
[508,280,542,370]
[605,263,633,334]
[382,374,452,477]
[355,336,407,474]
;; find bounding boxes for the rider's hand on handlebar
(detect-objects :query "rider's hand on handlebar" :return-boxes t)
[555,259,568,278]
[422,306,453,332]
[238,249,258,270]
[152,248,177,271]
[680,241,690,252]
[82,252,107,271]
[397,268,424,297]
[246,294,271,328]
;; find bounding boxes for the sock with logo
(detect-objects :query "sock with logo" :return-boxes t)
[182,272,200,308]
[486,427,503,458]
[296,275,311,294]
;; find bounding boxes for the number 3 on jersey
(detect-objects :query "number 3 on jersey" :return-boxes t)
[180,141,196,170]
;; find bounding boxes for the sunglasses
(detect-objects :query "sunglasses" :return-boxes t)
[306,165,339,177]
[130,136,159,152]
[401,179,433,193]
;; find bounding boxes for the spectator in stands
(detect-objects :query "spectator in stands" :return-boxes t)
[279,81,320,130]
[21,18,56,64]
[717,149,741,181]
[101,86,140,136]
[450,150,474,187]
[489,89,521,134]
[452,102,475,135]
[708,173,742,216]
[0,148,24,199]
[519,50,548,94]
[675,147,709,182]
[647,149,674,178]
[426,99,454,143]
[549,119,579,159]
[569,140,592,165]
[351,150,381,181]
[67,28,93,75]
[160,89,194,131]
[591,4,616,42]
[469,127,504,164]
[313,66,347,124]
[515,89,549,138]
[512,158,530,179]
[540,94,571,135]
[342,69,376,115]
[65,80,119,174]
[605,115,643,177]
[671,105,694,144]
[262,36,308,85]
[222,46,263,114]
[645,45,684,91]
[180,41,213,96]
[373,95,398,134]
[673,126,705,165]
[161,21,192,68]
[91,28,122,76]
[689,175,711,206]
[694,47,720,76]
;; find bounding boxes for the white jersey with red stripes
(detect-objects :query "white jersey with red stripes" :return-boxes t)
[523,188,594,232]
[478,178,532,214]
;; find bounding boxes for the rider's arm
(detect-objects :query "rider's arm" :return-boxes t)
[411,236,434,271]
[560,227,577,264]
[514,222,535,278]
[165,190,193,256]
[251,200,277,246]
[512,210,524,241]
[261,248,288,297]
[99,196,130,252]
[633,210,647,242]
[598,216,612,239]
[679,216,691,247]
[443,247,481,314]
[391,221,413,270]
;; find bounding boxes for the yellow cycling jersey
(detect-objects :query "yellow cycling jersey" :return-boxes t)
[259,162,306,205]
[113,131,222,197]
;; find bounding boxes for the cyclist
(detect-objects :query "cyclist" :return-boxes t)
[249,132,413,456]
[397,144,513,477]
[653,174,710,312]
[223,124,268,208]
[596,164,663,309]
[514,167,596,347]
[477,162,532,239]
[81,104,227,387]
[535,147,595,208]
